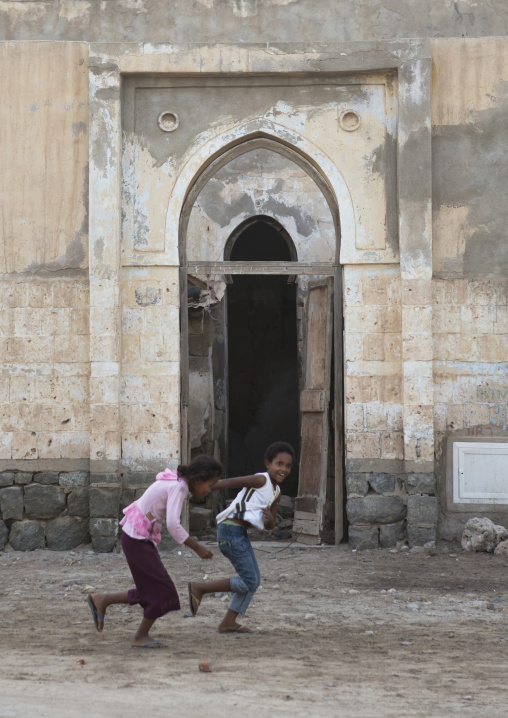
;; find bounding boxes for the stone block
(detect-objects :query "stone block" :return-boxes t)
[278,495,294,518]
[91,535,117,552]
[59,471,90,487]
[34,472,60,486]
[9,520,45,551]
[346,473,369,497]
[347,496,405,525]
[89,517,118,553]
[125,472,154,487]
[46,516,90,550]
[89,517,118,537]
[189,506,213,533]
[368,473,395,494]
[67,487,90,517]
[349,526,379,550]
[89,486,121,518]
[13,472,33,485]
[0,473,15,487]
[405,473,435,495]
[0,486,24,521]
[24,484,66,520]
[408,525,436,548]
[0,520,8,549]
[90,473,120,485]
[406,496,438,526]
[121,489,136,509]
[379,521,405,548]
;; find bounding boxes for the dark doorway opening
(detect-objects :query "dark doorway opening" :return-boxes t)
[227,219,300,495]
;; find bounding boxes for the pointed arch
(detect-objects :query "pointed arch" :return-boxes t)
[224,215,298,263]
[164,119,355,263]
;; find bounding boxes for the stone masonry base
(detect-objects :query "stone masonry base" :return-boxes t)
[346,472,437,549]
[1,469,436,552]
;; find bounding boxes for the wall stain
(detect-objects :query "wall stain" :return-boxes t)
[433,105,508,276]
[72,121,87,137]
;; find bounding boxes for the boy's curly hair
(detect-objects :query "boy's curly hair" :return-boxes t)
[264,441,295,463]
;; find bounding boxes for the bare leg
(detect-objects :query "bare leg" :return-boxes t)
[188,578,230,617]
[218,608,249,633]
[190,578,231,603]
[188,581,251,633]
[131,617,166,648]
[90,591,129,632]
[91,591,166,647]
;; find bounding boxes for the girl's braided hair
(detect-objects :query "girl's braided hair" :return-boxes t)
[177,454,223,486]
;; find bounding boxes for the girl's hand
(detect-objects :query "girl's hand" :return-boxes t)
[262,504,276,530]
[195,543,213,560]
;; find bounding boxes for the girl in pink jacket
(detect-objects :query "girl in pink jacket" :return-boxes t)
[86,455,222,648]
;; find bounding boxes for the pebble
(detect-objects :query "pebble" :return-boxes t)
[62,578,83,587]
[405,603,420,611]
[400,641,412,646]
[304,613,315,620]
[198,660,211,673]
[272,584,280,590]
[348,589,359,594]
[387,588,397,593]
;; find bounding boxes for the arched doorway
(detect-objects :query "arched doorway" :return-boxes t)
[179,137,344,544]
[226,217,300,496]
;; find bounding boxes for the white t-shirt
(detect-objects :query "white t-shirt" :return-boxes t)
[216,472,280,531]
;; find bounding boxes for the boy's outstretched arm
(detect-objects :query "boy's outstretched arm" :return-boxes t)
[213,474,266,491]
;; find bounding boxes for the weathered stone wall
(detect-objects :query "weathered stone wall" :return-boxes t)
[0,470,90,551]
[1,0,508,43]
[0,279,90,464]
[0,42,90,470]
[0,34,507,551]
[431,38,508,540]
[343,265,408,548]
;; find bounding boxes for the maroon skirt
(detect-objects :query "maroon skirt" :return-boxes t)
[121,532,181,620]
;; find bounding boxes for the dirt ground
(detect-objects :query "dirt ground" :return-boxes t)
[1,538,508,718]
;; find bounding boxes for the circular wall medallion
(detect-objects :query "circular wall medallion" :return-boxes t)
[339,109,361,132]
[158,111,180,132]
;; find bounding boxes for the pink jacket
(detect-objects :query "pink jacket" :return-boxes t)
[120,469,189,545]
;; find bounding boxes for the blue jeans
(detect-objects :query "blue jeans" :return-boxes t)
[217,522,261,615]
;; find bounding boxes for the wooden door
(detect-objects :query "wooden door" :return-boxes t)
[293,279,334,544]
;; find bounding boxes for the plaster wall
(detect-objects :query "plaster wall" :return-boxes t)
[430,38,508,539]
[1,0,508,43]
[0,42,90,472]
[0,42,89,275]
